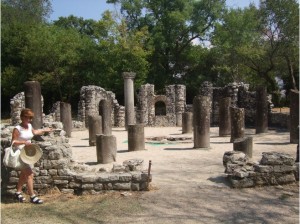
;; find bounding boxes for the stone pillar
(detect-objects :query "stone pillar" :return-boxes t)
[233,137,253,158]
[290,89,299,143]
[123,72,136,129]
[99,100,112,135]
[88,115,102,146]
[255,86,268,134]
[219,97,231,137]
[24,81,43,129]
[193,96,211,148]
[175,85,186,127]
[60,102,72,137]
[182,112,193,134]
[230,106,245,143]
[96,135,117,164]
[128,124,145,151]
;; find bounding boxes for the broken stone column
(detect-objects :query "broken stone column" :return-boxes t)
[193,95,211,148]
[96,134,117,164]
[182,112,193,134]
[99,100,112,135]
[128,124,145,151]
[219,97,231,137]
[233,137,253,158]
[230,106,245,143]
[60,102,72,137]
[88,115,102,146]
[290,89,299,143]
[255,86,268,134]
[24,81,43,129]
[123,72,136,130]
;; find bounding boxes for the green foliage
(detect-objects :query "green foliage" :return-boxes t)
[1,0,298,114]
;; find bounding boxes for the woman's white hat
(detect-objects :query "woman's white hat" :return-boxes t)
[20,144,43,164]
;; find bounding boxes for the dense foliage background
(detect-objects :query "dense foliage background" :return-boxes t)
[1,0,298,117]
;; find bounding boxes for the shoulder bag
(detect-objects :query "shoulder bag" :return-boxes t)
[3,141,23,169]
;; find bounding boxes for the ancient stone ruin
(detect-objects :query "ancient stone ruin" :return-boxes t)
[1,131,151,195]
[223,151,298,188]
[2,80,298,197]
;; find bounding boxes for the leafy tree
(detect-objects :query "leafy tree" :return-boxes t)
[1,0,53,115]
[107,0,226,92]
[259,0,299,92]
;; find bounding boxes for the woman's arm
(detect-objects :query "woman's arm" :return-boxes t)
[32,127,53,136]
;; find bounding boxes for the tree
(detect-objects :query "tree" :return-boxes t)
[259,0,299,92]
[1,0,53,115]
[107,0,226,92]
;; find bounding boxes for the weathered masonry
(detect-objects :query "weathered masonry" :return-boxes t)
[1,131,151,196]
[10,82,290,129]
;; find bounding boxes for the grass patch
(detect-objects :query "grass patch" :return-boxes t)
[1,192,145,224]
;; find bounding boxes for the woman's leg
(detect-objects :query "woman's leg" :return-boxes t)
[16,168,34,195]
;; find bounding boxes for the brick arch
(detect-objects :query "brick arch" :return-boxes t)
[154,95,167,116]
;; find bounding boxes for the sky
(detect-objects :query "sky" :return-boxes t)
[48,0,260,22]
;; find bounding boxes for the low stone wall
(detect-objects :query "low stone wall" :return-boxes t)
[1,126,151,196]
[223,151,298,188]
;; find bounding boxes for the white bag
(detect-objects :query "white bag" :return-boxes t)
[3,141,23,169]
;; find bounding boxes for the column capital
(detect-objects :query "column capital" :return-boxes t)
[122,72,136,79]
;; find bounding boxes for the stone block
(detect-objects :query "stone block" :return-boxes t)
[69,181,81,188]
[82,184,94,190]
[123,159,144,171]
[131,183,140,191]
[54,180,69,185]
[260,152,295,166]
[39,170,48,176]
[273,165,295,173]
[113,183,131,190]
[119,173,132,182]
[94,183,103,191]
[276,173,296,184]
[9,177,19,183]
[48,169,58,176]
[230,176,255,188]
[131,172,142,182]
[36,176,52,184]
[254,164,273,173]
[81,175,97,183]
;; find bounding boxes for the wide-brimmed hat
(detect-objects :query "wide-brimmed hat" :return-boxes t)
[20,144,43,164]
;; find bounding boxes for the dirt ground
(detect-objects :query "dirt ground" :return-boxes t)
[66,126,299,224]
[1,126,298,224]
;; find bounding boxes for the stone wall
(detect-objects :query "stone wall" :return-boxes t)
[223,151,298,188]
[1,126,151,196]
[136,84,186,126]
[9,83,289,129]
[77,85,124,128]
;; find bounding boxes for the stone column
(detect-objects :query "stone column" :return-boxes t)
[60,102,72,137]
[219,97,231,137]
[99,100,112,135]
[182,112,193,134]
[96,135,117,164]
[290,89,299,143]
[24,81,43,129]
[233,137,253,158]
[88,115,102,146]
[255,86,268,134]
[123,72,136,129]
[128,124,145,151]
[230,106,245,143]
[193,95,211,148]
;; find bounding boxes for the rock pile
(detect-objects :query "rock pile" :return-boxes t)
[223,151,298,188]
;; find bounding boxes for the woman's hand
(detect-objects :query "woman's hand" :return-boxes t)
[43,127,53,133]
